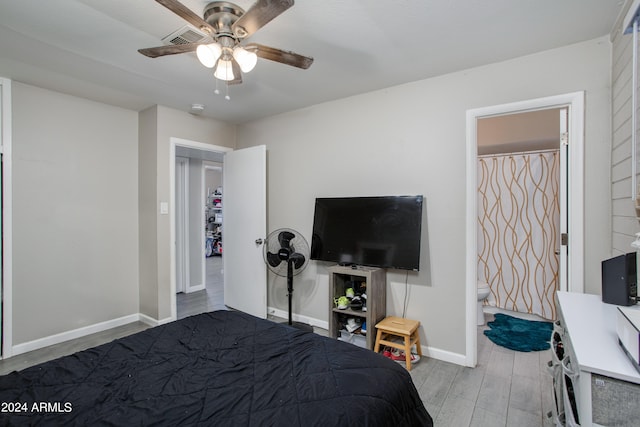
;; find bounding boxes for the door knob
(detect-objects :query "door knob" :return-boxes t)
[255,238,264,245]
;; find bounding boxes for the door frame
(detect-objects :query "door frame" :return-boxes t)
[465,91,584,367]
[1,77,12,359]
[169,138,231,320]
[175,156,190,294]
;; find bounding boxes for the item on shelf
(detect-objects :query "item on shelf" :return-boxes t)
[349,295,364,310]
[346,287,355,299]
[359,282,367,294]
[334,296,348,309]
[205,236,214,257]
[345,318,361,333]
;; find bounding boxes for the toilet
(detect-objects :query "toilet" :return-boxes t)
[477,281,491,326]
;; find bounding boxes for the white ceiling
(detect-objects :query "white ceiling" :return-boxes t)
[0,0,627,124]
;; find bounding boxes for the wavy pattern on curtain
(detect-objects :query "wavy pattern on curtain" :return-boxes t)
[477,149,560,320]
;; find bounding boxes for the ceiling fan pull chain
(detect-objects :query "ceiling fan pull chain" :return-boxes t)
[225,83,231,101]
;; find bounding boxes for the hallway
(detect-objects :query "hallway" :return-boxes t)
[177,255,225,319]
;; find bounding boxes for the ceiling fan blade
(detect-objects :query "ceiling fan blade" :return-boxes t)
[232,0,294,39]
[245,43,313,69]
[138,43,199,58]
[155,0,215,34]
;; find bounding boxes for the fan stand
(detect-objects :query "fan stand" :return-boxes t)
[285,259,314,333]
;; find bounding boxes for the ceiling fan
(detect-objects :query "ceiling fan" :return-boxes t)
[138,0,313,86]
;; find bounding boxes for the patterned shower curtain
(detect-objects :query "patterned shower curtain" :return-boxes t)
[477,149,560,320]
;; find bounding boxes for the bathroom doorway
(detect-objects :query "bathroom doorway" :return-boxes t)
[476,108,563,321]
[465,92,585,367]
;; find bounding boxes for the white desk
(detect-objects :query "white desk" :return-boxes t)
[556,291,640,384]
[556,291,640,426]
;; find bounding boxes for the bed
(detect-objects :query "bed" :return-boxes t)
[0,310,432,426]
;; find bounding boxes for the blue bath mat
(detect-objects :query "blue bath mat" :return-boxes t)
[484,313,553,352]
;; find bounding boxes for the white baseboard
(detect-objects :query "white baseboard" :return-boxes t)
[420,345,467,366]
[185,284,205,293]
[10,313,179,356]
[12,314,141,356]
[138,313,176,327]
[267,306,329,330]
[266,307,467,366]
[10,310,468,368]
[155,316,176,326]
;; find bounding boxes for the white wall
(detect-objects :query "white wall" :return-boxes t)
[237,37,612,357]
[611,1,640,259]
[11,82,139,345]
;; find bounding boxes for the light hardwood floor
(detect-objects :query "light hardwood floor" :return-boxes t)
[408,313,553,427]
[1,269,552,427]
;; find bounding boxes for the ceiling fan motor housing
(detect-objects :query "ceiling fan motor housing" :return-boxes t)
[203,1,246,37]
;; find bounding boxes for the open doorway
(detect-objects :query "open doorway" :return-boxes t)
[476,108,563,321]
[465,92,585,367]
[170,139,231,320]
[169,141,267,321]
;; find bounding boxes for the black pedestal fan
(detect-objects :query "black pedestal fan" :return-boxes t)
[263,228,313,332]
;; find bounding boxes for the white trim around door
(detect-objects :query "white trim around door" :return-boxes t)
[1,77,12,359]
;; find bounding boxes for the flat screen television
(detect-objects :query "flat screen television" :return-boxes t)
[310,195,423,271]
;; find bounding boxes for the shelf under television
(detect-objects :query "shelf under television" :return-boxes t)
[332,307,367,318]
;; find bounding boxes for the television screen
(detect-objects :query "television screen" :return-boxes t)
[310,195,423,271]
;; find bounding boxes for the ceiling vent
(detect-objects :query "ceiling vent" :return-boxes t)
[161,25,209,46]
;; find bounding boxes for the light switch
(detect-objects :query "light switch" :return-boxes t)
[160,202,169,215]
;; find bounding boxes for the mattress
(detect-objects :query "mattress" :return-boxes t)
[0,310,432,426]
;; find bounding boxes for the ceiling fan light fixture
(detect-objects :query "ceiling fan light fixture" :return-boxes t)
[196,42,222,68]
[214,59,235,81]
[233,46,257,73]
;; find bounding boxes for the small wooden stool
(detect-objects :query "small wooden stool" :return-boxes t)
[374,316,422,371]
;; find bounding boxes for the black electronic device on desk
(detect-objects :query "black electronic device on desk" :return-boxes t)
[601,252,638,306]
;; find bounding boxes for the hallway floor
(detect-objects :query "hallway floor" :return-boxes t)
[177,255,225,319]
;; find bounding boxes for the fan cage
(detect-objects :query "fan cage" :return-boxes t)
[263,228,310,277]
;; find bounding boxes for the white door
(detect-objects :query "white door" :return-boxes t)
[223,145,267,318]
[559,108,569,291]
